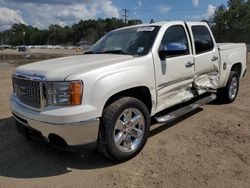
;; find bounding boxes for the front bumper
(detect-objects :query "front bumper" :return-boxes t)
[10,94,100,147]
[13,112,100,147]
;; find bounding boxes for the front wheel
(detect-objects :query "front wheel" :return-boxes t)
[217,71,239,103]
[98,97,150,161]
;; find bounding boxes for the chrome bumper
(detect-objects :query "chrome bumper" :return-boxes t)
[13,112,100,147]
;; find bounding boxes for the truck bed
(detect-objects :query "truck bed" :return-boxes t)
[217,43,246,51]
[217,43,247,88]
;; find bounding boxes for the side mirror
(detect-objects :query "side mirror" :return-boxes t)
[158,50,169,60]
[158,43,187,60]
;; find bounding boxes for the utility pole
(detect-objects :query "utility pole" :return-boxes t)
[22,30,25,46]
[122,9,129,24]
[0,32,3,48]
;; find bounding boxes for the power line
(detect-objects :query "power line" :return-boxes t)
[122,9,129,24]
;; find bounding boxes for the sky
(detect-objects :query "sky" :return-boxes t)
[0,0,228,31]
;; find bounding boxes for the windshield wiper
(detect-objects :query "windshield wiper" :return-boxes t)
[84,51,95,54]
[99,50,128,55]
[84,50,128,55]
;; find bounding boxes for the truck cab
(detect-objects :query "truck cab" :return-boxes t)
[10,21,247,161]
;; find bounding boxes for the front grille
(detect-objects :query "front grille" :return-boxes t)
[12,76,41,109]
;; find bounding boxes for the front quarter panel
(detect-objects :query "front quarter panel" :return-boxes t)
[66,54,156,118]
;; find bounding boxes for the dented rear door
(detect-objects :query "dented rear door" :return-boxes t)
[186,22,220,93]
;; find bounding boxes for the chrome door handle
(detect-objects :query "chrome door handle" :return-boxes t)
[185,62,194,68]
[211,56,219,61]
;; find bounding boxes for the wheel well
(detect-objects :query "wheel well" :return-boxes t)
[231,63,242,77]
[104,86,152,113]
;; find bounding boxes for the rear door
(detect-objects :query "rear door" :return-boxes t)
[186,23,220,92]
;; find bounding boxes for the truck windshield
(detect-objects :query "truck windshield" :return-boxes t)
[87,26,160,56]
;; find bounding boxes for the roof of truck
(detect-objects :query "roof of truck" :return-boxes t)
[153,21,206,26]
[114,21,207,31]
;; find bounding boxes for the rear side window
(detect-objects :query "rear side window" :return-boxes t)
[192,26,214,54]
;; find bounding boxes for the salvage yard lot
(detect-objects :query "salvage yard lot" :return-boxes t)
[0,54,249,188]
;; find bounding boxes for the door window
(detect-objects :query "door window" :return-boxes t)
[160,25,190,57]
[192,26,214,54]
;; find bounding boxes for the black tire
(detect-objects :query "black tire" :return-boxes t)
[98,97,150,161]
[217,71,239,103]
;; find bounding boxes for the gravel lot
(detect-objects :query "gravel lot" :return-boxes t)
[0,55,249,188]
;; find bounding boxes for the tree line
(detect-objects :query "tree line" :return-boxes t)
[0,18,142,46]
[211,0,250,43]
[1,0,250,46]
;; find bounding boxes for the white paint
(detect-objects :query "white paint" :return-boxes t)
[11,21,247,125]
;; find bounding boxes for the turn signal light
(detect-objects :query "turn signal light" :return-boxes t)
[70,81,83,105]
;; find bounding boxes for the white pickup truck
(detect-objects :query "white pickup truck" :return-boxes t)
[10,21,247,161]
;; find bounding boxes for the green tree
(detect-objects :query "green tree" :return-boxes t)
[211,0,250,43]
[2,18,143,46]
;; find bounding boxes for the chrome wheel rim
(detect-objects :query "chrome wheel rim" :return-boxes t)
[114,108,145,153]
[229,76,238,100]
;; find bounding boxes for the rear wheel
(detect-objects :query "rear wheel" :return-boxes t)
[98,97,150,161]
[217,71,239,103]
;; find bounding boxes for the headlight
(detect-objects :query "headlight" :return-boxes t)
[46,81,83,106]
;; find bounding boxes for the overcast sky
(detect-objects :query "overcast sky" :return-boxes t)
[0,0,228,31]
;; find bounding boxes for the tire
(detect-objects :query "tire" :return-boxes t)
[98,97,150,161]
[217,71,239,103]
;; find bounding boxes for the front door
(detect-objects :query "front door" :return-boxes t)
[153,24,195,112]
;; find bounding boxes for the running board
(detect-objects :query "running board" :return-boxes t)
[154,94,216,124]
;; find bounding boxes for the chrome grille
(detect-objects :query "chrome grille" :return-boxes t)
[12,76,41,109]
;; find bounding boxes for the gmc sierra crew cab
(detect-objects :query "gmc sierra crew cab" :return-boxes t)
[10,21,247,161]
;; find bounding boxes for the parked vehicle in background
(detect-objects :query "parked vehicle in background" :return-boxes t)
[10,21,247,161]
[79,39,92,50]
[0,45,11,50]
[18,45,28,52]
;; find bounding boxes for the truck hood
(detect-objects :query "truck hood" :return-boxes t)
[15,54,134,80]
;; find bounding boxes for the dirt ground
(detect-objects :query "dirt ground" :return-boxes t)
[0,49,79,55]
[0,55,249,188]
[0,49,80,66]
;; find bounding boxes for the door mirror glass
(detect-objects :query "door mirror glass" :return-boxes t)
[159,43,187,60]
